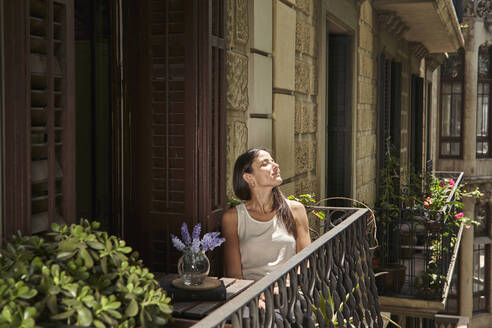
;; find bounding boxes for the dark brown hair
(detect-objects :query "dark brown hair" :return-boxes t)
[233,148,297,238]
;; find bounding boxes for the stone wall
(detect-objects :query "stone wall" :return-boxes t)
[225,0,321,200]
[356,0,378,206]
[293,0,319,196]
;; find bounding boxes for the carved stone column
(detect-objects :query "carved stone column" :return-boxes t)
[225,0,249,198]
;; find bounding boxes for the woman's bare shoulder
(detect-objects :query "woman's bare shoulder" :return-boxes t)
[287,199,308,223]
[287,199,306,212]
[222,206,239,223]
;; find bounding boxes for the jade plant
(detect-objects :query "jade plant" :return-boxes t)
[0,220,173,327]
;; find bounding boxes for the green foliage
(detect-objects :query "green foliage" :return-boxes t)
[311,285,355,327]
[287,194,325,220]
[414,271,447,299]
[0,220,173,328]
[226,198,242,207]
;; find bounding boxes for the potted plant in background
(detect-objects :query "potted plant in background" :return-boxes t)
[413,177,482,298]
[422,176,481,230]
[171,223,225,287]
[373,149,407,294]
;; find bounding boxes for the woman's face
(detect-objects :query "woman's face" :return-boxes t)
[246,150,282,188]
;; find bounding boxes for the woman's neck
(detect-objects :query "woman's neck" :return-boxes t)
[247,188,275,214]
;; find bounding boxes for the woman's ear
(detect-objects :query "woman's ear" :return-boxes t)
[243,173,255,187]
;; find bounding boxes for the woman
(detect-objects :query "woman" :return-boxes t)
[222,148,311,281]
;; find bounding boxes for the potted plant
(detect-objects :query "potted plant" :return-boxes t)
[0,220,173,327]
[373,149,407,294]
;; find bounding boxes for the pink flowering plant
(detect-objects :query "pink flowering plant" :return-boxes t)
[423,176,482,230]
[171,222,225,254]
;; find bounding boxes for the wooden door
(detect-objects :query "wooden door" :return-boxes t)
[122,0,226,273]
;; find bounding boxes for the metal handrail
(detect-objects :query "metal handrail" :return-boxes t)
[193,207,382,328]
[435,171,465,304]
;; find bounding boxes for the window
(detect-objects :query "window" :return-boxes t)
[440,50,464,158]
[473,202,490,313]
[477,44,492,158]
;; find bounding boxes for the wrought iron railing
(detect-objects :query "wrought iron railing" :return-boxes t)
[192,207,383,328]
[376,172,464,304]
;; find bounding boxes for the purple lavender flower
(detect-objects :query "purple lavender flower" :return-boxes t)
[181,222,192,245]
[201,232,225,252]
[170,234,185,251]
[191,238,201,253]
[192,223,201,241]
[171,222,226,253]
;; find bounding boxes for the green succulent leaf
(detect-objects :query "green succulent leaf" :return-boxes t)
[125,299,139,317]
[51,310,75,320]
[76,306,93,326]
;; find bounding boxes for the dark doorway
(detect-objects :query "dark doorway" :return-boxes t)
[326,33,352,203]
[75,0,113,231]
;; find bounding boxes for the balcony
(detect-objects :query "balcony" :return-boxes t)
[192,207,383,327]
[375,171,465,319]
[373,0,464,53]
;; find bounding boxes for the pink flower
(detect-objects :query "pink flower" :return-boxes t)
[440,183,445,188]
[449,179,455,186]
[424,196,432,209]
[454,212,464,219]
[466,225,471,230]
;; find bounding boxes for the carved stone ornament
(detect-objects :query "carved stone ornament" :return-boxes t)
[464,0,492,27]
[226,52,248,112]
[377,11,410,39]
[409,42,429,61]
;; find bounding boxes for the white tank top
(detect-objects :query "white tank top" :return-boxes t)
[237,203,296,281]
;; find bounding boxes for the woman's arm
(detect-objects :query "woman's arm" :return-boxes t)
[222,208,243,279]
[289,200,311,253]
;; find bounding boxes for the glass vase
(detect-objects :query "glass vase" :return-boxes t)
[178,250,210,286]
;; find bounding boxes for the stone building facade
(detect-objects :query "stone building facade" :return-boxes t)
[437,2,492,326]
[225,0,466,326]
[225,0,461,207]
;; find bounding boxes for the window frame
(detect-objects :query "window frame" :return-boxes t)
[473,201,491,314]
[439,50,465,159]
[473,243,490,313]
[476,45,492,158]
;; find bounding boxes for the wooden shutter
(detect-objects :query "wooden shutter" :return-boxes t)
[326,34,352,201]
[426,82,432,168]
[390,61,402,151]
[4,0,75,238]
[377,55,392,170]
[201,0,227,273]
[123,0,226,273]
[200,0,226,231]
[411,75,424,172]
[123,0,190,271]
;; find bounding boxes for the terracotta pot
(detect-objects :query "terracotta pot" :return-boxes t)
[375,263,406,295]
[424,221,442,233]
